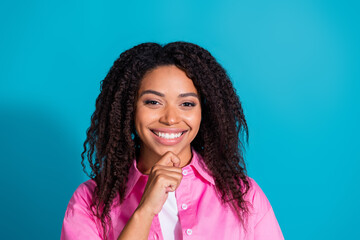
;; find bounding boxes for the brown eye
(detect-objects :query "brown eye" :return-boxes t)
[182,102,196,107]
[144,100,160,105]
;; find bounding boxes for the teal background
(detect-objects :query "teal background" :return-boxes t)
[1,0,359,239]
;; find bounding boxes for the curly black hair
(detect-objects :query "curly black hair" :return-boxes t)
[81,41,250,239]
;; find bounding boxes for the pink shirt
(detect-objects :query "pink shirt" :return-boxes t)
[61,151,284,240]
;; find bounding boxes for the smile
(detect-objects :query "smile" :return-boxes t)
[153,131,184,139]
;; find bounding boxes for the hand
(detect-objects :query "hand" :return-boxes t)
[137,151,183,217]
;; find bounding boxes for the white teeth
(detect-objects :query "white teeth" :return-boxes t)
[157,132,182,139]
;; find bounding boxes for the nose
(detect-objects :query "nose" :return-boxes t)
[159,105,180,125]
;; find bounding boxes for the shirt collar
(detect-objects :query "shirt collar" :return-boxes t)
[187,149,215,185]
[124,148,215,199]
[124,159,146,199]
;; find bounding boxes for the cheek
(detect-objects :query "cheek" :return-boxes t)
[186,111,202,131]
[134,108,145,133]
[134,107,157,131]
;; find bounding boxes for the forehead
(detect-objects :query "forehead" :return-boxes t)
[139,65,198,94]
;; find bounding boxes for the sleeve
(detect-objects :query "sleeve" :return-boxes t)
[248,178,284,240]
[61,180,103,240]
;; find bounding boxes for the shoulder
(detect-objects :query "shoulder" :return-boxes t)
[62,180,104,239]
[72,179,96,200]
[65,180,97,214]
[245,178,273,222]
[244,178,285,239]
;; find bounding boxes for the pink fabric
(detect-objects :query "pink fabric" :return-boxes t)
[61,151,284,240]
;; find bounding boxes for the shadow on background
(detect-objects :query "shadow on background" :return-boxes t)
[0,105,84,239]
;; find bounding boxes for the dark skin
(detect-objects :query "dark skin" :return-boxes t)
[118,66,201,239]
[118,152,183,240]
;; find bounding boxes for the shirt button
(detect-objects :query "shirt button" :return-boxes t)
[186,229,193,235]
[181,203,188,210]
[182,169,188,175]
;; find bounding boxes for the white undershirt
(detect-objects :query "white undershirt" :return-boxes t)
[158,191,183,240]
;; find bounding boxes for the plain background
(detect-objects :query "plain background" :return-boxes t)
[1,0,359,239]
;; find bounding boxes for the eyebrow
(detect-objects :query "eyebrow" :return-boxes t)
[139,90,164,97]
[139,90,199,99]
[179,93,199,98]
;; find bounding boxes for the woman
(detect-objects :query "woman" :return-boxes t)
[61,42,284,240]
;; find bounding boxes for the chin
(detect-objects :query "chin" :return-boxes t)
[150,143,176,153]
[156,146,181,156]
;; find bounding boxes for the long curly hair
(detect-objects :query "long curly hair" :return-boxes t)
[81,41,250,239]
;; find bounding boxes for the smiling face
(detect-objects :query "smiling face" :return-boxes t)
[135,65,201,170]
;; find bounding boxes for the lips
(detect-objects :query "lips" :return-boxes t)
[150,128,188,145]
[153,131,185,139]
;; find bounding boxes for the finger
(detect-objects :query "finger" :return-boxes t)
[156,151,181,167]
[145,168,182,194]
[165,185,177,192]
[151,165,182,174]
[151,168,183,183]
[154,174,182,192]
